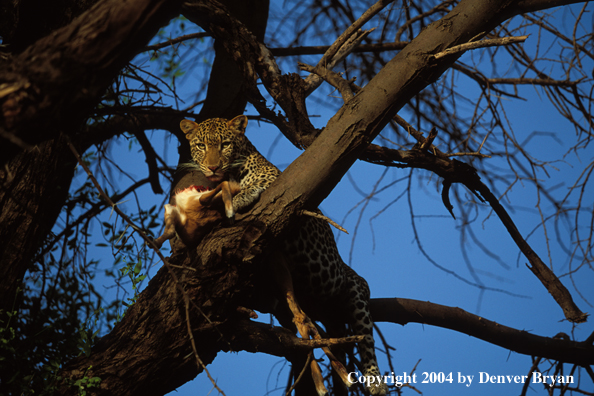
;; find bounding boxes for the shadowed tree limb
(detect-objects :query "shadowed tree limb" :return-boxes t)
[0,0,184,166]
[371,298,593,366]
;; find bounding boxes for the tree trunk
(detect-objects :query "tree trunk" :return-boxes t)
[0,134,75,319]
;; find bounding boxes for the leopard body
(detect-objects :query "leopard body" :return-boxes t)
[180,116,388,395]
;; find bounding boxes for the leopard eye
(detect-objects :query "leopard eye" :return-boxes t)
[221,142,232,149]
[197,143,206,150]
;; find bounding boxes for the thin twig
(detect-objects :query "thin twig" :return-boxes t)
[419,127,438,151]
[433,35,529,60]
[447,152,491,158]
[66,139,225,393]
[285,353,313,396]
[185,292,226,395]
[303,0,396,94]
[144,32,209,52]
[301,209,349,234]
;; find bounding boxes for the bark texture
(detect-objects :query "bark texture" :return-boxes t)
[0,0,183,165]
[0,134,76,319]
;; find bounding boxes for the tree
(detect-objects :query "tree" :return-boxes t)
[0,0,592,395]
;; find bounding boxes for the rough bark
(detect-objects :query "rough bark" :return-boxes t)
[184,0,269,120]
[0,0,100,54]
[0,0,183,166]
[0,134,76,320]
[56,221,274,395]
[57,241,593,395]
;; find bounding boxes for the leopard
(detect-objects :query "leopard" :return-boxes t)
[180,115,389,396]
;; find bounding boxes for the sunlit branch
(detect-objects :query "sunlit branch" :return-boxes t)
[300,209,348,234]
[433,35,528,60]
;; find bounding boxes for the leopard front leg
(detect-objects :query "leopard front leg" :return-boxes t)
[231,184,265,214]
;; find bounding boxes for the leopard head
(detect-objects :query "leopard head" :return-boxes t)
[180,115,248,182]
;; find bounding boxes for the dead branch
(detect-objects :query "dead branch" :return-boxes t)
[360,141,588,323]
[270,42,409,57]
[308,0,395,76]
[144,31,209,52]
[433,35,529,60]
[300,209,349,234]
[299,63,356,102]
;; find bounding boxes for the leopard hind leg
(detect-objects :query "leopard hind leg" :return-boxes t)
[270,250,352,396]
[343,266,389,396]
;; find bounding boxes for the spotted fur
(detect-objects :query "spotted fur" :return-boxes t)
[180,116,388,395]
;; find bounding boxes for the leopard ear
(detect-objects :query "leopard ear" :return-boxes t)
[180,119,199,140]
[228,115,248,135]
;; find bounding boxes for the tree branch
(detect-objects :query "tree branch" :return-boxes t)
[433,35,529,60]
[270,42,408,57]
[0,0,183,166]
[371,298,594,366]
[144,31,209,52]
[130,129,164,195]
[515,0,590,14]
[360,139,587,323]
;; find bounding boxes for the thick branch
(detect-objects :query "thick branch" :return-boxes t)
[58,263,593,395]
[371,298,594,366]
[0,134,76,324]
[183,0,320,147]
[0,0,183,166]
[515,0,590,13]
